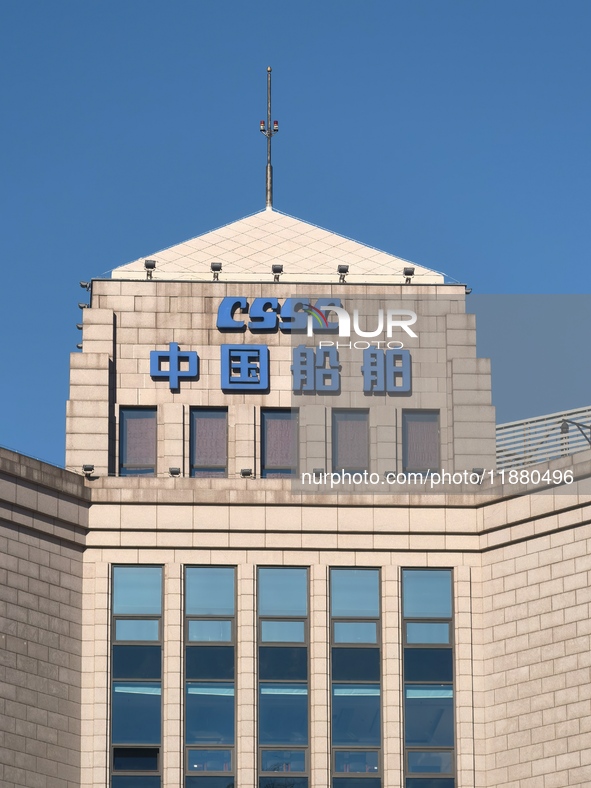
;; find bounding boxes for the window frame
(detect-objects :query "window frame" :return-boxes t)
[189,407,229,478]
[401,410,440,475]
[331,409,370,474]
[119,407,157,477]
[260,408,300,478]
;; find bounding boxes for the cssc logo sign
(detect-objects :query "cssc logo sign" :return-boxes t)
[216,297,418,342]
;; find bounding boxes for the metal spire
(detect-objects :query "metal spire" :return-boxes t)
[259,66,278,209]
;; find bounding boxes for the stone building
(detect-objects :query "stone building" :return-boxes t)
[1,207,590,788]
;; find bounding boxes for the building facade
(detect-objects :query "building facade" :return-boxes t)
[1,208,591,788]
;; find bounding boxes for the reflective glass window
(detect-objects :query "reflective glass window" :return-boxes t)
[332,685,380,746]
[402,570,452,619]
[113,747,159,771]
[260,779,307,788]
[120,408,157,476]
[403,649,453,683]
[115,619,160,642]
[332,648,380,682]
[259,684,308,745]
[186,568,235,617]
[186,683,234,745]
[113,646,161,680]
[112,777,161,788]
[331,569,379,618]
[334,621,377,644]
[113,567,162,616]
[258,568,307,617]
[112,682,161,745]
[405,780,454,788]
[332,410,369,472]
[186,778,235,788]
[407,751,453,774]
[187,749,232,772]
[261,750,306,773]
[186,647,234,680]
[261,620,305,643]
[188,620,232,643]
[404,687,454,747]
[334,751,379,773]
[259,647,307,681]
[405,622,449,645]
[333,779,381,788]
[190,409,228,477]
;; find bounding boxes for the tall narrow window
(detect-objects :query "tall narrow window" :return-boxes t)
[402,569,454,788]
[332,410,369,473]
[111,566,163,788]
[402,411,439,474]
[185,567,236,788]
[119,408,157,476]
[330,568,381,788]
[258,567,309,788]
[261,409,299,478]
[190,408,228,477]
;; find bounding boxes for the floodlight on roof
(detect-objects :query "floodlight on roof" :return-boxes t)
[82,464,94,478]
[272,263,283,282]
[338,264,349,284]
[144,259,156,279]
[169,467,181,477]
[211,261,222,281]
[403,266,415,284]
[240,468,253,478]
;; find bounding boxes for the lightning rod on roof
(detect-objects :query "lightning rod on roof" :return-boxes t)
[260,66,279,209]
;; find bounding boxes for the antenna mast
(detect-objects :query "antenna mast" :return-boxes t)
[259,67,279,209]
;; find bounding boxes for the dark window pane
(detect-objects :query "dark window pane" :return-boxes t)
[112,682,161,745]
[260,779,307,788]
[191,409,228,476]
[402,411,439,473]
[120,408,157,476]
[186,683,234,745]
[334,750,379,773]
[259,647,307,680]
[332,684,380,746]
[406,623,450,645]
[333,779,381,788]
[186,568,235,616]
[186,779,235,788]
[402,571,452,619]
[113,567,162,615]
[261,620,305,643]
[407,751,453,774]
[405,686,454,747]
[334,622,377,644]
[112,777,161,788]
[261,410,298,477]
[187,749,232,772]
[404,649,453,683]
[113,646,161,680]
[259,683,308,745]
[188,620,232,643]
[405,780,455,788]
[261,750,306,773]
[186,646,234,680]
[259,568,307,617]
[331,569,379,618]
[115,619,160,642]
[332,410,369,472]
[113,747,159,771]
[332,648,380,681]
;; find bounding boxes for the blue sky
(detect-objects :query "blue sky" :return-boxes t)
[1,1,590,466]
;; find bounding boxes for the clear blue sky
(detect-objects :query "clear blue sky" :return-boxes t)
[1,1,590,466]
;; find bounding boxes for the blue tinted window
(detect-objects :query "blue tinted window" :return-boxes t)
[186,683,234,745]
[115,619,160,642]
[405,686,454,747]
[259,684,308,745]
[405,780,454,788]
[188,620,232,642]
[334,622,377,644]
[406,623,449,645]
[259,647,307,681]
[186,646,234,680]
[261,750,305,773]
[402,571,452,619]
[112,682,161,744]
[261,620,305,643]
[113,567,162,615]
[119,408,157,476]
[332,685,380,746]
[333,779,380,788]
[187,749,232,772]
[332,648,380,682]
[186,568,235,616]
[331,569,379,618]
[407,751,453,774]
[260,779,307,788]
[186,779,235,788]
[334,751,379,773]
[404,649,452,683]
[258,568,307,617]
[112,777,161,787]
[113,747,159,771]
[113,646,161,680]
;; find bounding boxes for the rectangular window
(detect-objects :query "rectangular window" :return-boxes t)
[402,569,454,786]
[111,566,163,788]
[190,409,228,477]
[332,410,369,473]
[261,409,299,478]
[119,408,157,477]
[402,411,439,474]
[185,567,236,788]
[330,568,381,788]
